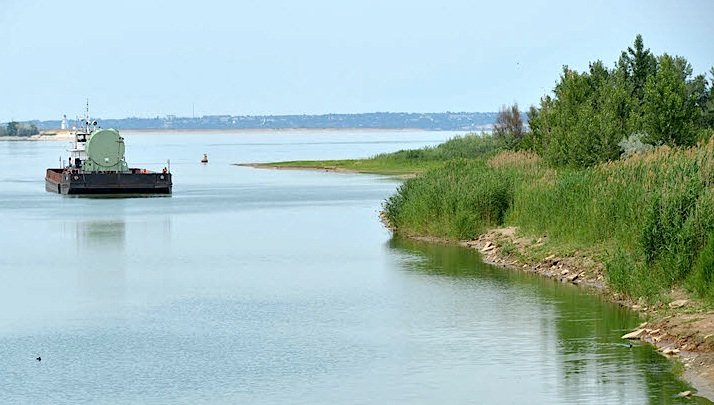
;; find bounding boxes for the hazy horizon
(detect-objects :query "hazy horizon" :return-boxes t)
[25,110,497,123]
[2,0,713,122]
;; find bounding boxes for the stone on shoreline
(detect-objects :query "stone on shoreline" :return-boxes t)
[669,299,688,309]
[622,329,646,340]
[662,347,681,355]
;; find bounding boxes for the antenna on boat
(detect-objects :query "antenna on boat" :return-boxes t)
[85,99,91,133]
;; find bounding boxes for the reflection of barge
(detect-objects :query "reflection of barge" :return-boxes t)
[45,108,172,195]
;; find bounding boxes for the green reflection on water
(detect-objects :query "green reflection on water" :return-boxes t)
[388,236,712,404]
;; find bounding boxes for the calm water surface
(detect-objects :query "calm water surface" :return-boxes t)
[0,130,704,404]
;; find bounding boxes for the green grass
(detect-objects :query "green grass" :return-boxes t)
[384,137,714,302]
[255,133,501,176]
[383,159,516,239]
[254,158,442,176]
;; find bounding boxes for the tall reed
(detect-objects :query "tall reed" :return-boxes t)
[385,137,714,301]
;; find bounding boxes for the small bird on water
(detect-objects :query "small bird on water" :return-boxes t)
[36,356,41,362]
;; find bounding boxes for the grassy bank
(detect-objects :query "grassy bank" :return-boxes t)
[384,137,714,302]
[251,133,500,175]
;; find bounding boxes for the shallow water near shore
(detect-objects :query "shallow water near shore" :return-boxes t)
[0,129,706,403]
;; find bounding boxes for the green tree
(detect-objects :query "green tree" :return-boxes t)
[642,54,697,146]
[493,103,524,148]
[702,67,714,129]
[528,63,628,167]
[6,121,18,136]
[528,35,709,167]
[20,124,39,136]
[617,34,657,105]
[616,35,656,133]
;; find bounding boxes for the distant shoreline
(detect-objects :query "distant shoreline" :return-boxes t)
[121,127,435,134]
[19,112,498,134]
[0,127,470,141]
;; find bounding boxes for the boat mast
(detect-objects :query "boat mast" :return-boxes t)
[85,99,90,133]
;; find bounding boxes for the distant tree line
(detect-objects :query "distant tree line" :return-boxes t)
[31,112,499,131]
[496,35,714,167]
[0,121,39,137]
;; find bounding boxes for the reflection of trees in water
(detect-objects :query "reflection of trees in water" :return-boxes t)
[542,269,694,402]
[388,236,510,283]
[388,236,695,403]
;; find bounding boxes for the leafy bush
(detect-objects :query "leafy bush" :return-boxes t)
[527,35,710,168]
[493,103,524,148]
[618,133,654,159]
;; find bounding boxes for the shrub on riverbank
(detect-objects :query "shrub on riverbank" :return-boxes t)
[382,36,714,300]
[384,137,714,301]
[513,139,714,299]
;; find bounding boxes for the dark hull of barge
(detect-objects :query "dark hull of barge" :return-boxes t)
[45,169,172,195]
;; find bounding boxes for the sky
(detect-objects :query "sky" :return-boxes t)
[1,0,713,121]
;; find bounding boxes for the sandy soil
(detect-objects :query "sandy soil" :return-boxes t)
[0,130,75,141]
[235,162,360,174]
[235,163,419,179]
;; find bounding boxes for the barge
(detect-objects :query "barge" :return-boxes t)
[45,110,172,195]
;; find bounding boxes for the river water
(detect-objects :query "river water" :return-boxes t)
[0,130,704,404]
